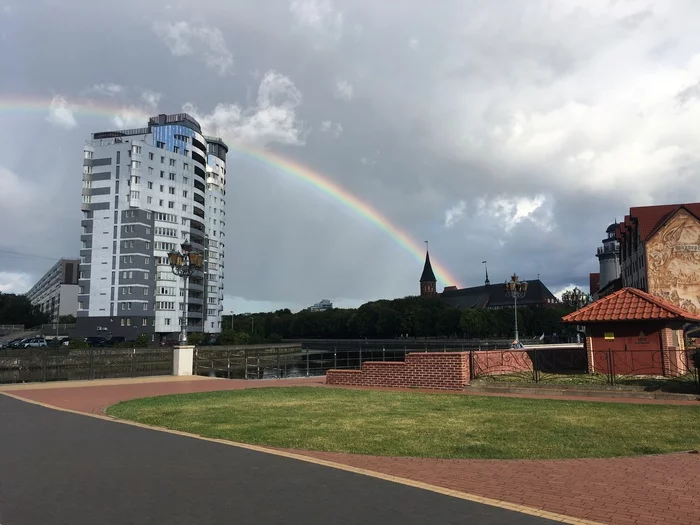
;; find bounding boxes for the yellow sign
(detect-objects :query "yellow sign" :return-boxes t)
[604,332,615,340]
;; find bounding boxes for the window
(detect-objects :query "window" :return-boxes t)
[165,318,171,326]
[142,318,147,325]
[160,170,165,178]
[122,271,127,279]
[145,241,150,249]
[183,176,188,184]
[116,151,120,164]
[148,182,153,189]
[169,159,176,166]
[126,317,131,326]
[182,191,188,198]
[160,156,165,164]
[133,145,142,154]
[144,272,149,280]
[182,204,187,212]
[143,287,149,295]
[169,187,175,194]
[121,318,125,326]
[168,201,174,209]
[160,185,164,192]
[147,197,152,204]
[159,199,164,207]
[174,146,179,154]
[145,257,150,264]
[169,173,176,181]
[146,212,151,220]
[84,150,93,159]
[183,163,188,170]
[149,152,154,160]
[157,141,165,149]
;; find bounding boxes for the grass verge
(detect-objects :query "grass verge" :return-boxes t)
[106,387,700,460]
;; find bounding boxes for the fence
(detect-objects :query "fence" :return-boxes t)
[194,341,516,380]
[471,346,700,394]
[0,348,174,384]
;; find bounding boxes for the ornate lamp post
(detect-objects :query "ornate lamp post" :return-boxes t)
[569,287,591,343]
[167,240,203,345]
[504,273,528,345]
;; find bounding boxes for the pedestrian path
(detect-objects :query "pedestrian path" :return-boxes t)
[3,376,699,524]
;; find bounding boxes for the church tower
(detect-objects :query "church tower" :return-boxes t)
[420,246,438,296]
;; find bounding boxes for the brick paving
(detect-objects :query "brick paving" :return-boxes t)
[3,376,700,525]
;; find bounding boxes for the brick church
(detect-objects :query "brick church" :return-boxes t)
[419,249,559,310]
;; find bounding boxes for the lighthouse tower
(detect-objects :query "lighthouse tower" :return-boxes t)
[596,222,621,290]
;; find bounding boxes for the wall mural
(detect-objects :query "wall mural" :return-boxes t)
[646,208,700,313]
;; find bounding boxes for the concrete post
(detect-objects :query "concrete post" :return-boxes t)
[173,345,195,376]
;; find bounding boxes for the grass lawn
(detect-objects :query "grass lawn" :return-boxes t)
[106,387,700,460]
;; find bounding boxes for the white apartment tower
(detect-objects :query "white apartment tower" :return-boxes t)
[77,113,228,341]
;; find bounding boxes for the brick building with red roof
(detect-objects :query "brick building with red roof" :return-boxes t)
[563,287,700,376]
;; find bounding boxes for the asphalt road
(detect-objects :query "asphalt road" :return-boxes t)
[0,394,557,525]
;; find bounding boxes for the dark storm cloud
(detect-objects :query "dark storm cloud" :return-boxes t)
[1,0,700,310]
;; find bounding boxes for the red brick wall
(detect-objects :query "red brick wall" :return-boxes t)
[325,351,533,391]
[326,352,470,391]
[471,350,533,376]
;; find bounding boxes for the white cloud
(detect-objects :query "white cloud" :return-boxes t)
[290,0,343,40]
[444,200,466,228]
[110,90,161,129]
[90,83,124,96]
[0,272,32,294]
[140,89,161,108]
[319,120,342,137]
[152,21,233,75]
[2,5,12,14]
[334,79,354,100]
[184,70,306,147]
[476,195,552,233]
[46,95,77,130]
[409,38,419,50]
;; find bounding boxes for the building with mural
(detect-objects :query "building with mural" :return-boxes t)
[615,203,700,314]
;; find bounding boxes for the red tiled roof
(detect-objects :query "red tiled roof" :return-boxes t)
[561,287,700,324]
[621,204,700,242]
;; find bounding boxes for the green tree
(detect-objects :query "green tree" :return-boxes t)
[0,293,50,327]
[58,314,76,324]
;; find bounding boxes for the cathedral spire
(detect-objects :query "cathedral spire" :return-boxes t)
[483,260,490,286]
[420,242,438,296]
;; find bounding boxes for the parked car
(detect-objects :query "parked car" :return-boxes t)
[48,337,70,347]
[23,338,47,348]
[12,338,32,348]
[85,336,108,347]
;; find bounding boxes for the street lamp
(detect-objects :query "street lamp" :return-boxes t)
[569,287,591,344]
[504,273,528,345]
[167,240,204,345]
[570,287,591,309]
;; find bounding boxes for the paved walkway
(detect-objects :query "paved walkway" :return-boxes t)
[3,376,700,525]
[0,394,555,525]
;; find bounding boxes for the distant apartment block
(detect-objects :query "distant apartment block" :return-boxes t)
[25,258,80,321]
[309,299,333,311]
[77,113,228,340]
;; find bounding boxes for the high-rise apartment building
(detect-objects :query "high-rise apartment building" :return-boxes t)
[26,258,80,321]
[77,113,228,341]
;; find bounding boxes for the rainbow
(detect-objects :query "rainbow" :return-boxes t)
[1,95,462,287]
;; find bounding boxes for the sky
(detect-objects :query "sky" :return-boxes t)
[1,0,700,313]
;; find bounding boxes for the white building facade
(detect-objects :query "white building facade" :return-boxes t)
[77,114,227,341]
[25,258,80,321]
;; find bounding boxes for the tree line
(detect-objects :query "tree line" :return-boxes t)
[0,293,51,328]
[215,296,578,344]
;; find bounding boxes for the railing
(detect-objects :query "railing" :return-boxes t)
[0,325,24,336]
[194,341,514,380]
[471,346,700,394]
[0,348,174,384]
